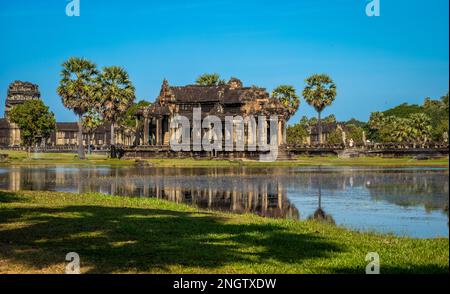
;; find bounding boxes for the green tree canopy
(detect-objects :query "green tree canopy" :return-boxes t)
[368,112,433,143]
[121,100,152,129]
[82,110,103,133]
[57,57,99,116]
[369,92,448,143]
[286,124,308,145]
[57,57,99,159]
[345,124,365,145]
[382,103,423,118]
[271,85,300,121]
[302,74,337,144]
[195,73,224,86]
[96,66,136,157]
[322,114,336,124]
[9,100,56,151]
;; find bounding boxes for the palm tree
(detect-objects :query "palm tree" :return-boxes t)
[409,113,432,144]
[271,85,300,121]
[195,73,224,86]
[96,66,135,158]
[302,74,337,144]
[390,117,410,143]
[57,57,99,159]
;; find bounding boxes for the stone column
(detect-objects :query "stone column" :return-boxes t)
[283,121,287,144]
[135,117,139,146]
[278,120,283,146]
[143,117,149,145]
[156,118,161,145]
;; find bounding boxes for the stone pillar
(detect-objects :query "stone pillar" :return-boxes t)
[247,119,254,146]
[156,118,161,145]
[135,117,140,146]
[283,121,287,144]
[143,117,149,145]
[260,118,267,147]
[278,120,283,146]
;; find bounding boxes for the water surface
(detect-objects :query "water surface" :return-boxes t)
[0,165,448,238]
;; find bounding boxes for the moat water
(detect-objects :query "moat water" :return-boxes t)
[0,165,448,238]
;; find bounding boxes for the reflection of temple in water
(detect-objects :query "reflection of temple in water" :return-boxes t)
[0,167,300,220]
[1,166,448,218]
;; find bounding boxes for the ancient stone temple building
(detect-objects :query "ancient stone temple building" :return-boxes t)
[0,81,41,146]
[0,81,134,148]
[134,78,288,158]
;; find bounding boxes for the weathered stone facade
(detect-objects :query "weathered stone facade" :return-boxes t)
[135,78,288,154]
[0,81,134,148]
[1,81,40,146]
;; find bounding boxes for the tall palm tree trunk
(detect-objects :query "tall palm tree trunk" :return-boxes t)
[110,122,116,158]
[77,115,85,159]
[318,111,323,144]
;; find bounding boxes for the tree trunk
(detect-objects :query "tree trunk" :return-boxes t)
[87,132,92,155]
[77,115,85,160]
[318,111,323,145]
[110,122,116,158]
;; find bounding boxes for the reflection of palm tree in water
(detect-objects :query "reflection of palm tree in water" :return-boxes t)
[308,174,335,225]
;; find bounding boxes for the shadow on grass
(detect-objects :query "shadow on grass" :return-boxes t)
[0,192,344,273]
[0,191,27,203]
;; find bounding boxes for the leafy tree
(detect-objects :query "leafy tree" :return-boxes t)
[423,94,449,141]
[368,112,433,143]
[345,124,365,145]
[57,57,99,159]
[326,127,344,145]
[82,110,103,154]
[322,114,336,124]
[121,100,152,129]
[299,116,310,127]
[409,113,432,144]
[271,85,300,121]
[345,118,367,129]
[302,74,337,144]
[9,100,56,154]
[369,93,448,143]
[383,103,422,118]
[286,124,308,145]
[195,73,224,86]
[96,66,135,157]
[368,112,385,141]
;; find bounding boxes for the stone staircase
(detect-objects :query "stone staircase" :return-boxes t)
[337,148,361,158]
[276,146,292,161]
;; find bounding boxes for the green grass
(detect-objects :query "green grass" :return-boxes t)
[0,190,448,274]
[1,150,448,167]
[0,150,135,166]
[145,156,449,168]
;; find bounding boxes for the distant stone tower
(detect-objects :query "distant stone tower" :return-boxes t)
[4,81,40,119]
[227,77,243,90]
[3,81,41,146]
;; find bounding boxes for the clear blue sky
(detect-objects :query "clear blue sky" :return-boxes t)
[0,0,448,123]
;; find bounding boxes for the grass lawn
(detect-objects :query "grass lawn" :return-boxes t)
[1,150,448,167]
[0,190,448,274]
[146,156,450,168]
[0,150,135,166]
